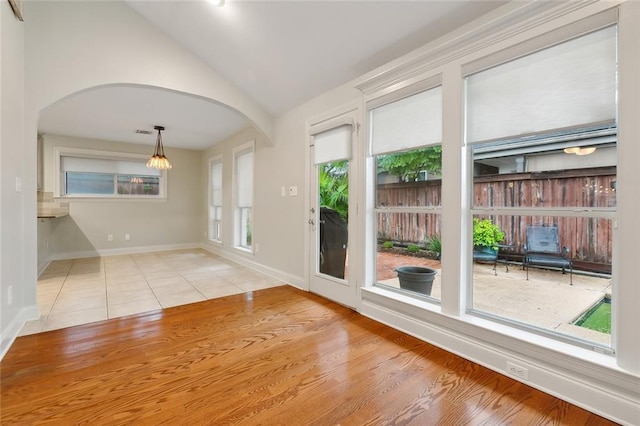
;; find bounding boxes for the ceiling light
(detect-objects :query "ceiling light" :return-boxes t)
[563,147,579,154]
[575,147,596,156]
[564,146,596,156]
[209,0,225,6]
[146,126,173,170]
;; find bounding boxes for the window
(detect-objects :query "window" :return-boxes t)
[369,83,443,301]
[465,25,617,350]
[209,156,223,242]
[55,148,165,198]
[234,142,254,251]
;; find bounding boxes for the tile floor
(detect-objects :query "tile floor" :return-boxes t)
[20,249,285,336]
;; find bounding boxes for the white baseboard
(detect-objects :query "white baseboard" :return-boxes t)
[201,243,304,289]
[359,296,639,425]
[0,304,40,361]
[49,243,202,261]
[38,259,52,277]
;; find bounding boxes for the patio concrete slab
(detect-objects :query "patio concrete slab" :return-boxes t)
[378,259,611,345]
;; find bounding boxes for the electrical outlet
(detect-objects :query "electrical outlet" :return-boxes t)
[506,361,528,379]
[8,286,13,305]
[125,233,130,241]
[107,234,113,241]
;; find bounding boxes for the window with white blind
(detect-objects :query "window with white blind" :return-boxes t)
[209,156,223,242]
[54,147,165,199]
[465,25,617,144]
[369,82,443,301]
[465,24,617,351]
[234,142,254,251]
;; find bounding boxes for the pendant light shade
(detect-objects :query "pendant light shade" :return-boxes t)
[146,126,173,170]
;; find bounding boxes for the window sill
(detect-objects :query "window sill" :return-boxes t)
[361,285,621,373]
[234,246,254,255]
[55,195,167,202]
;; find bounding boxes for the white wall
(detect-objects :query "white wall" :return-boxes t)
[200,125,307,285]
[40,134,202,260]
[0,2,35,358]
[200,84,361,286]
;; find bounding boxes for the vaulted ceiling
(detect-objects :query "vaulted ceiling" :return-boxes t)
[38,1,508,150]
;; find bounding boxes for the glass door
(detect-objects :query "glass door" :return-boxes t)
[308,109,358,308]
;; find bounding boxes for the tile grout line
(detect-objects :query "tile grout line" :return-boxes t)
[40,261,73,333]
[131,252,164,311]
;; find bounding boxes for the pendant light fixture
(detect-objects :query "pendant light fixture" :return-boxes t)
[146,125,172,170]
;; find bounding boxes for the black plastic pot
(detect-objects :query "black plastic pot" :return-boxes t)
[396,266,437,295]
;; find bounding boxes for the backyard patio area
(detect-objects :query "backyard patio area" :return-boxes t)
[376,251,612,345]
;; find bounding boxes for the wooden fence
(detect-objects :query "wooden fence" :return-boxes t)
[377,167,615,269]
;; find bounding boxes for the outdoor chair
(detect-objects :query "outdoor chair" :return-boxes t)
[524,225,572,285]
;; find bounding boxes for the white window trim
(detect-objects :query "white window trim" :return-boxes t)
[463,19,618,351]
[367,81,444,301]
[232,140,255,253]
[358,4,639,423]
[53,146,167,200]
[208,154,223,244]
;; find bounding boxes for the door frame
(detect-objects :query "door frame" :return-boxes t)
[304,102,362,309]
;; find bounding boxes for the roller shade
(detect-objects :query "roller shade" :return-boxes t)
[61,156,161,177]
[313,124,352,165]
[236,150,253,208]
[211,161,222,206]
[371,86,442,155]
[466,25,617,144]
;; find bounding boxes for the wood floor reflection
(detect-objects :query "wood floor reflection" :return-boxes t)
[1,286,615,425]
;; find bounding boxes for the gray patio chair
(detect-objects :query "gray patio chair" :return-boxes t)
[524,225,572,285]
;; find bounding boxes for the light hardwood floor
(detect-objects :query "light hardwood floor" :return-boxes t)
[2,285,615,425]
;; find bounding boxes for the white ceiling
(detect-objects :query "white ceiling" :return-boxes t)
[38,0,508,150]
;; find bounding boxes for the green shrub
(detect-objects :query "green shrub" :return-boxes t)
[473,218,505,249]
[407,243,421,254]
[426,235,442,256]
[382,241,394,249]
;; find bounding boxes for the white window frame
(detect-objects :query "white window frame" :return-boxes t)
[208,154,223,243]
[53,147,167,200]
[356,5,638,423]
[463,19,618,352]
[232,141,255,252]
[367,77,443,301]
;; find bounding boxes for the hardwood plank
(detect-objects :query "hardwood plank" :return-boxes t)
[1,286,616,425]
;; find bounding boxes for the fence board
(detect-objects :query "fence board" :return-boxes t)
[376,167,615,267]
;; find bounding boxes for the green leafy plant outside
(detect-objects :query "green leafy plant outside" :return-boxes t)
[473,218,505,249]
[377,146,442,182]
[382,241,394,249]
[425,235,442,258]
[319,161,348,220]
[407,243,421,254]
